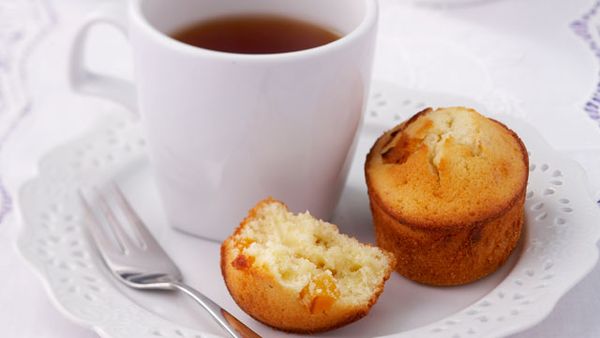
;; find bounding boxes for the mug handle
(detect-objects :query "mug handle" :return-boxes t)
[70,3,137,113]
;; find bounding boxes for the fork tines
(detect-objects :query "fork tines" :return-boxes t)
[78,184,160,254]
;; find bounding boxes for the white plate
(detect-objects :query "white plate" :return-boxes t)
[17,82,600,338]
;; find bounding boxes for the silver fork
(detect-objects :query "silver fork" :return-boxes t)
[79,184,260,338]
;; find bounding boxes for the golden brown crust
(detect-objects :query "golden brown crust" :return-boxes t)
[365,108,528,230]
[220,198,395,333]
[365,107,528,285]
[370,194,524,285]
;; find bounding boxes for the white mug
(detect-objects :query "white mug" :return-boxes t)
[71,0,378,241]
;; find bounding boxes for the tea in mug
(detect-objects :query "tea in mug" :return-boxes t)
[171,15,341,54]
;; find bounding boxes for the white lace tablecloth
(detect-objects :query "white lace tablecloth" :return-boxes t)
[1,0,599,337]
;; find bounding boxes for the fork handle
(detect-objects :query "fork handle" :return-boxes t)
[170,282,262,338]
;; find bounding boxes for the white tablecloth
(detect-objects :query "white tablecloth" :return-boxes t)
[1,0,599,337]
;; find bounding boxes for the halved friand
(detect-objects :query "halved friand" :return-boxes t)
[221,198,395,333]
